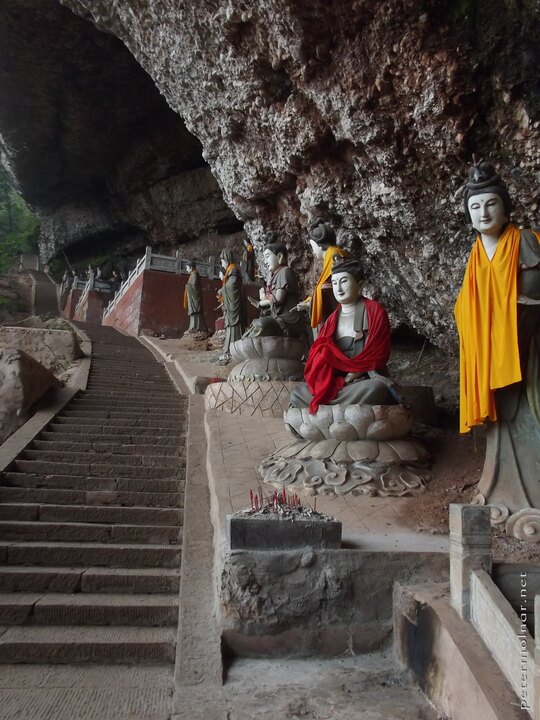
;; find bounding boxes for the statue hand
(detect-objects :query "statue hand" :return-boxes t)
[296,301,310,312]
[344,372,362,384]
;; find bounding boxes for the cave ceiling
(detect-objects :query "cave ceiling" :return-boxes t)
[2,0,540,348]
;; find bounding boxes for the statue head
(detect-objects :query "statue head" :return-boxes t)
[220,248,235,270]
[263,242,288,272]
[308,218,336,259]
[186,260,196,272]
[463,161,513,227]
[331,259,364,305]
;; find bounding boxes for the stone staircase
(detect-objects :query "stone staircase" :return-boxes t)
[0,325,186,663]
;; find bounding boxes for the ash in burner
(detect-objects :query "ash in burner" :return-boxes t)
[234,488,336,523]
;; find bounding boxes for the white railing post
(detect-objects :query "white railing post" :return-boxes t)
[449,504,492,620]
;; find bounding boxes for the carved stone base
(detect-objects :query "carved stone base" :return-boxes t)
[472,495,540,543]
[259,438,430,498]
[204,380,296,417]
[229,358,304,382]
[230,336,305,362]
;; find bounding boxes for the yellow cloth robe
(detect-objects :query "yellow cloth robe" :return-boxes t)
[309,245,348,328]
[454,223,523,433]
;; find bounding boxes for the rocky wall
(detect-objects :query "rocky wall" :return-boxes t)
[4,0,540,348]
[56,0,540,350]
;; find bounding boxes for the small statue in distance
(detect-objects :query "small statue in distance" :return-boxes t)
[242,237,256,282]
[244,241,305,339]
[296,218,348,333]
[183,260,208,335]
[454,159,540,539]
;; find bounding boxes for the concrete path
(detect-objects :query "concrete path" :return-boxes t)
[29,270,59,317]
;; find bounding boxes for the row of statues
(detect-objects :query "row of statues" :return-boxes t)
[207,160,539,540]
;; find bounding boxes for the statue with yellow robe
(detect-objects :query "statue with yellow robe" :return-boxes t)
[454,160,540,541]
[296,218,348,334]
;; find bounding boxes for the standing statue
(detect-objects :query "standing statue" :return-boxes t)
[244,242,304,339]
[242,238,256,282]
[296,218,348,334]
[290,259,398,411]
[454,160,540,540]
[183,261,208,334]
[217,249,245,361]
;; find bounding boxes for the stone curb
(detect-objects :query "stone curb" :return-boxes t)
[141,335,203,394]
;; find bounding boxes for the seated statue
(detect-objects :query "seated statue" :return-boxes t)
[183,260,208,334]
[244,241,305,339]
[454,160,540,532]
[290,259,398,412]
[296,218,348,332]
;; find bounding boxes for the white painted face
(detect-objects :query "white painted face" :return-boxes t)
[332,272,362,304]
[263,249,281,272]
[221,257,228,270]
[186,264,192,273]
[467,192,507,236]
[309,239,325,260]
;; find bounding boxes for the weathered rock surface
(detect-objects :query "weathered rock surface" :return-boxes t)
[0,348,61,443]
[0,327,82,374]
[3,1,540,348]
[0,0,241,267]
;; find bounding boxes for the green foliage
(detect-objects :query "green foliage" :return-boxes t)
[0,166,40,273]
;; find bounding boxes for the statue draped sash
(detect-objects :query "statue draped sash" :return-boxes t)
[310,245,347,328]
[304,298,391,413]
[454,223,522,433]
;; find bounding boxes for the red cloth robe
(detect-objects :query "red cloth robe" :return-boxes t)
[304,298,391,413]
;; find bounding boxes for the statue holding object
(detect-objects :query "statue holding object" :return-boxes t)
[454,160,540,540]
[244,241,305,339]
[183,261,208,335]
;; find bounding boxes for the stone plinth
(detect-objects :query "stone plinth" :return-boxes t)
[204,380,295,417]
[227,514,342,550]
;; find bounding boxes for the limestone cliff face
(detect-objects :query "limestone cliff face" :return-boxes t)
[0,0,241,268]
[4,0,540,347]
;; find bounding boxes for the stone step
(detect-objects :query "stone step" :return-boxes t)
[1,541,181,568]
[40,430,176,445]
[71,398,184,410]
[46,423,184,437]
[21,450,181,468]
[0,503,182,526]
[0,592,178,626]
[0,520,180,544]
[1,472,183,494]
[82,384,179,397]
[14,460,182,479]
[32,440,181,456]
[0,486,183,508]
[51,416,184,429]
[59,408,184,420]
[0,625,176,663]
[85,380,172,390]
[0,566,180,593]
